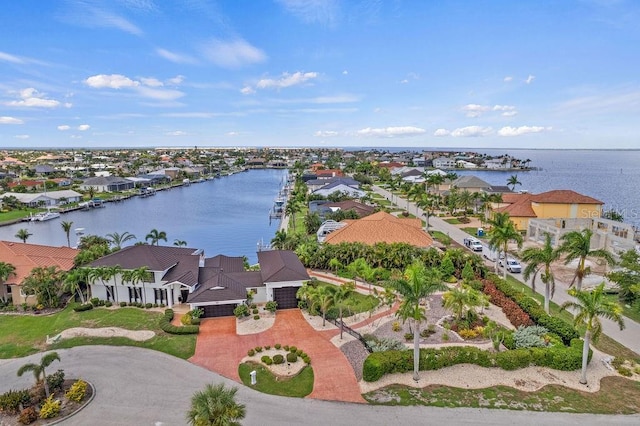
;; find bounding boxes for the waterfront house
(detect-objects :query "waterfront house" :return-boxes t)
[313,182,366,199]
[305,177,360,193]
[80,176,135,193]
[451,175,492,193]
[87,245,309,317]
[433,157,457,169]
[322,211,433,248]
[0,241,78,305]
[0,190,82,207]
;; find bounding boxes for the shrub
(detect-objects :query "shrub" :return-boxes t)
[514,325,549,349]
[233,304,249,318]
[153,303,158,308]
[302,355,311,364]
[264,345,271,350]
[296,349,302,356]
[286,352,298,363]
[159,309,199,335]
[265,358,273,365]
[181,314,193,325]
[0,389,31,415]
[617,366,633,377]
[275,343,281,349]
[90,297,100,306]
[458,329,479,340]
[367,337,405,352]
[261,355,271,363]
[392,321,401,332]
[273,354,285,364]
[289,346,297,353]
[255,346,263,352]
[252,308,259,314]
[253,315,260,320]
[247,349,255,356]
[250,303,257,309]
[18,406,38,425]
[47,369,65,393]
[119,301,127,307]
[284,345,290,351]
[145,303,153,309]
[442,333,450,341]
[265,300,278,313]
[482,281,534,328]
[105,301,113,307]
[65,379,87,403]
[39,395,60,419]
[404,333,413,341]
[73,303,93,312]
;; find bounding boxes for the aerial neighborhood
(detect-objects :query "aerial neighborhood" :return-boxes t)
[1,147,639,423]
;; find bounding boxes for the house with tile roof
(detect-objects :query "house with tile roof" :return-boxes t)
[451,175,492,193]
[0,241,78,305]
[313,183,366,199]
[322,211,433,247]
[88,245,309,317]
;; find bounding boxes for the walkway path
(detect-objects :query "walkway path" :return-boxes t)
[190,309,365,403]
[371,184,640,354]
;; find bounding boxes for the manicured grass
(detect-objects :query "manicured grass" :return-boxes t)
[363,376,640,414]
[0,306,196,359]
[604,294,640,323]
[444,218,462,225]
[316,281,380,316]
[461,227,486,238]
[0,209,33,223]
[238,362,314,397]
[430,230,452,246]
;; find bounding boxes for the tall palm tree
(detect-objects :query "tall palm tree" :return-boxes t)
[187,383,246,426]
[17,352,61,397]
[330,282,355,339]
[106,231,137,250]
[123,266,150,304]
[507,174,522,191]
[61,221,74,247]
[560,283,624,384]
[487,211,523,279]
[557,228,615,291]
[285,200,301,231]
[0,261,16,302]
[62,267,89,304]
[521,232,561,313]
[270,230,288,250]
[145,229,167,246]
[387,261,446,381]
[15,228,32,243]
[311,285,334,327]
[173,239,187,247]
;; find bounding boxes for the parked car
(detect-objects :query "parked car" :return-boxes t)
[499,258,522,273]
[463,237,483,252]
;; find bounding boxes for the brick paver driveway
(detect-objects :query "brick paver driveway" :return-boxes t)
[190,309,365,403]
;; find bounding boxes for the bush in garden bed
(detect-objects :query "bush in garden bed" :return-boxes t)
[159,309,199,334]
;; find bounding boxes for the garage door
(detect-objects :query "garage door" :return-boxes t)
[273,287,299,309]
[200,304,236,318]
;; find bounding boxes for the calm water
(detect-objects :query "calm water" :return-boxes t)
[0,169,288,264]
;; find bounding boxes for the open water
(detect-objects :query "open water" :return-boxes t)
[0,169,288,264]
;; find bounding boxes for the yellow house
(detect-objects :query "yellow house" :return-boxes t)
[492,190,603,231]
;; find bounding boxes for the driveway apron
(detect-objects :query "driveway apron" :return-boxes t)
[190,309,365,403]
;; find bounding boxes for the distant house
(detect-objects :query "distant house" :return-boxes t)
[432,157,457,169]
[34,165,56,175]
[483,159,510,169]
[80,176,135,192]
[88,245,309,317]
[451,175,492,193]
[0,241,78,305]
[323,211,433,248]
[306,177,360,193]
[313,183,365,199]
[0,190,82,207]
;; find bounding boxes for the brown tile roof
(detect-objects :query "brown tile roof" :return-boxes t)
[0,240,78,285]
[257,250,310,283]
[188,271,263,303]
[530,190,603,204]
[89,245,200,271]
[324,200,376,218]
[324,211,433,247]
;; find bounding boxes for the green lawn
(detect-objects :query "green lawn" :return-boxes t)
[0,306,196,359]
[604,294,640,323]
[444,218,462,225]
[238,362,313,397]
[430,230,452,246]
[0,209,33,223]
[315,281,380,316]
[364,376,640,414]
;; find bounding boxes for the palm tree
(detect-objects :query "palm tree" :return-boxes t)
[61,221,74,247]
[521,232,561,313]
[123,266,150,304]
[387,261,446,381]
[487,212,523,279]
[173,239,188,247]
[457,190,474,218]
[187,383,246,426]
[270,230,288,250]
[557,228,615,291]
[106,231,137,250]
[442,286,485,321]
[0,261,16,302]
[15,228,32,243]
[507,174,522,191]
[17,352,61,397]
[145,228,167,246]
[311,285,334,327]
[330,282,355,339]
[62,267,89,304]
[285,201,301,230]
[560,283,624,384]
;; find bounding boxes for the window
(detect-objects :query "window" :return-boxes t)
[106,286,115,302]
[128,287,142,303]
[154,288,167,305]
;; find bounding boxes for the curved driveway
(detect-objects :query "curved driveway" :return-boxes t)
[1,346,637,425]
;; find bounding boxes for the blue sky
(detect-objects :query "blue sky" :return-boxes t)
[1,0,639,149]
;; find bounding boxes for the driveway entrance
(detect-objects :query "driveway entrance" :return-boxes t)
[190,309,365,403]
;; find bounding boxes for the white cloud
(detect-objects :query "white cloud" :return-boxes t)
[450,126,493,137]
[240,86,255,95]
[314,130,339,137]
[85,74,139,89]
[342,70,348,75]
[311,94,358,104]
[166,130,187,136]
[502,110,518,117]
[525,74,536,84]
[77,124,91,131]
[136,86,184,101]
[433,128,450,137]
[5,88,62,108]
[276,0,339,25]
[462,104,491,117]
[14,134,29,139]
[498,126,550,136]
[201,38,266,68]
[0,116,23,124]
[256,72,318,89]
[156,48,197,65]
[504,76,513,82]
[57,125,70,131]
[226,131,239,136]
[61,3,142,35]
[140,77,163,87]
[167,75,185,85]
[0,51,24,64]
[356,126,426,138]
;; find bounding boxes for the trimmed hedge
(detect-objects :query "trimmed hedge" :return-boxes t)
[362,340,591,382]
[160,309,199,335]
[72,303,94,312]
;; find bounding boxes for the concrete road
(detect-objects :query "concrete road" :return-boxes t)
[371,185,640,355]
[1,346,637,425]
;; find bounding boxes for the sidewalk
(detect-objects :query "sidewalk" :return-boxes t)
[371,184,640,355]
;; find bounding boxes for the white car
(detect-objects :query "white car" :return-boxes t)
[499,258,522,273]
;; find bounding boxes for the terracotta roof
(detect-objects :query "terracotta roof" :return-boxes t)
[0,240,78,285]
[323,211,433,247]
[257,250,310,283]
[530,190,603,204]
[495,199,537,217]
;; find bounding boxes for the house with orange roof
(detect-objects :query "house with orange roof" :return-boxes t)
[0,241,78,305]
[322,211,433,247]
